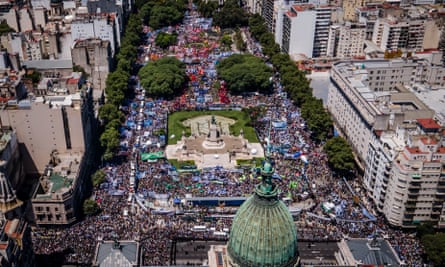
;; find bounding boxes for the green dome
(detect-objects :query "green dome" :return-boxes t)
[227,184,298,267]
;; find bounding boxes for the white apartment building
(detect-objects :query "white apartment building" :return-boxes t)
[327,22,366,58]
[364,125,406,212]
[328,59,433,164]
[273,0,293,47]
[372,16,425,52]
[312,6,332,58]
[330,59,445,228]
[383,120,445,228]
[356,5,380,40]
[282,5,316,57]
[262,0,275,32]
[282,4,332,58]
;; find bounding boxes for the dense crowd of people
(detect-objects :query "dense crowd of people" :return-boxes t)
[32,3,424,267]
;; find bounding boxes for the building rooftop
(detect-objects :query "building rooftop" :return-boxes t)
[48,173,73,192]
[35,151,81,199]
[298,241,340,266]
[332,60,434,127]
[417,118,441,129]
[22,59,73,69]
[411,87,445,125]
[94,240,139,267]
[345,238,401,266]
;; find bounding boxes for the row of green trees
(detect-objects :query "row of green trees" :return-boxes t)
[98,0,189,161]
[248,14,355,175]
[98,14,139,160]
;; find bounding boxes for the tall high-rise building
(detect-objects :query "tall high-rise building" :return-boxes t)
[382,120,445,228]
[372,16,425,53]
[327,22,366,58]
[282,4,332,58]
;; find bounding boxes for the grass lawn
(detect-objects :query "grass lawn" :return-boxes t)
[168,159,196,170]
[167,110,259,145]
[236,158,264,168]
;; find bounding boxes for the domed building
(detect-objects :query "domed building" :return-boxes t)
[227,161,299,267]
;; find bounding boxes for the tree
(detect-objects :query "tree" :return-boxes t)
[234,30,246,52]
[100,127,120,160]
[421,233,445,266]
[301,98,332,141]
[138,56,187,98]
[149,5,184,30]
[24,69,42,87]
[73,65,89,78]
[0,21,15,34]
[323,136,355,177]
[99,103,123,125]
[416,222,435,238]
[213,0,249,29]
[249,14,267,38]
[91,170,106,187]
[117,44,138,66]
[83,199,100,215]
[196,0,217,18]
[220,34,233,51]
[155,32,178,49]
[217,54,273,94]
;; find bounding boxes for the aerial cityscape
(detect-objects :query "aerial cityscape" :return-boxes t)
[0,0,444,266]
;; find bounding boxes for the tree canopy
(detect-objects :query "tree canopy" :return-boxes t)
[301,97,332,141]
[212,0,249,29]
[98,103,124,125]
[220,34,233,51]
[138,56,187,98]
[149,6,182,29]
[91,170,106,188]
[100,126,120,161]
[0,21,15,34]
[194,0,218,18]
[323,136,355,177]
[139,0,187,28]
[421,233,445,266]
[216,54,272,94]
[155,32,178,49]
[83,199,100,216]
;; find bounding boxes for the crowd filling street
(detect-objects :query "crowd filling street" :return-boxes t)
[32,4,424,267]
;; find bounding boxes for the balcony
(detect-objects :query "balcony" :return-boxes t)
[407,193,418,199]
[412,174,421,179]
[436,190,445,196]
